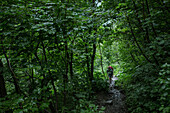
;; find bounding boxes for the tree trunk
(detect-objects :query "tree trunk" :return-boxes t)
[63,0,69,108]
[145,0,159,66]
[135,50,142,62]
[99,44,105,76]
[90,43,96,82]
[50,71,58,113]
[42,42,58,113]
[90,0,96,82]
[70,50,73,78]
[127,17,152,64]
[0,60,7,98]
[130,52,137,63]
[145,0,158,37]
[132,0,144,32]
[64,37,68,106]
[2,46,21,94]
[85,44,91,78]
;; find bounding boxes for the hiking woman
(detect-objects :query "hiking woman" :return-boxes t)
[107,66,113,84]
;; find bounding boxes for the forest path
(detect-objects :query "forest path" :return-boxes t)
[96,77,127,113]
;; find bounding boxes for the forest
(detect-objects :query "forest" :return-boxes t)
[0,0,169,113]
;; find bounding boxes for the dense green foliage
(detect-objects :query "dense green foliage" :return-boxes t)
[0,0,169,113]
[109,0,170,113]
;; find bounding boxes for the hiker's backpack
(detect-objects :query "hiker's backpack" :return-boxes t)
[107,66,113,75]
[108,66,113,70]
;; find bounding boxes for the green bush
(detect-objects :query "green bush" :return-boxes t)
[92,77,109,92]
[116,63,170,113]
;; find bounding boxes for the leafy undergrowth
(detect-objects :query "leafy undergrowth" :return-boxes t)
[116,63,170,113]
[71,77,108,113]
[0,77,107,113]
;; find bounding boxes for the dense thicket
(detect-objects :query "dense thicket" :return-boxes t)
[0,0,108,112]
[104,0,170,113]
[0,0,169,113]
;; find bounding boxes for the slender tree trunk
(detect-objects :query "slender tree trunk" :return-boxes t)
[70,51,73,78]
[142,0,151,43]
[31,65,34,83]
[64,37,68,106]
[145,0,158,37]
[132,0,144,32]
[49,71,58,113]
[90,42,96,82]
[127,42,137,63]
[160,0,169,25]
[62,0,69,108]
[0,59,13,112]
[2,44,21,94]
[130,52,137,63]
[90,0,96,82]
[85,44,91,78]
[54,30,67,111]
[140,0,160,66]
[34,42,46,88]
[135,50,142,62]
[41,41,48,88]
[127,17,152,63]
[145,0,160,66]
[42,42,58,113]
[1,41,23,110]
[0,60,7,98]
[99,44,105,76]
[69,33,77,78]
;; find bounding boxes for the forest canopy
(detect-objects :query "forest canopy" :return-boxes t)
[0,0,169,113]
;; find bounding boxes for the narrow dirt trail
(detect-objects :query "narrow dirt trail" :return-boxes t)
[96,77,127,113]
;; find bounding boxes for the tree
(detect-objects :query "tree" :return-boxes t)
[0,60,7,98]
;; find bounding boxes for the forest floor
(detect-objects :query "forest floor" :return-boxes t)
[95,77,127,113]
